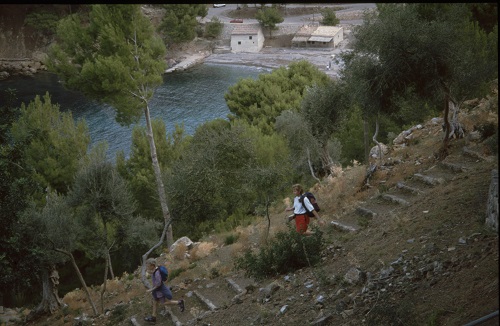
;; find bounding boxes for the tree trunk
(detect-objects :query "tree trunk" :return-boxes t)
[107,250,114,279]
[319,143,340,177]
[141,102,175,287]
[439,93,451,159]
[448,99,465,139]
[100,253,109,314]
[363,118,370,163]
[143,102,174,246]
[141,219,172,289]
[306,147,321,183]
[264,195,271,243]
[55,249,98,316]
[372,116,383,165]
[26,266,64,321]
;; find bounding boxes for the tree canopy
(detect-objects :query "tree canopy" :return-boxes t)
[158,4,208,44]
[10,92,90,196]
[321,8,340,26]
[225,60,330,135]
[255,6,284,38]
[47,4,167,126]
[340,3,497,158]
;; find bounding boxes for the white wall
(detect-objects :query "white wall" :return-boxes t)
[230,28,264,53]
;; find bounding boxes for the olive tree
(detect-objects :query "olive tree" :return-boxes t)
[7,93,92,317]
[300,80,348,176]
[345,3,498,158]
[68,143,158,310]
[46,4,175,283]
[22,193,98,318]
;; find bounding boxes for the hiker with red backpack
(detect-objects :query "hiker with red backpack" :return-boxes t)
[285,183,325,235]
[144,257,184,323]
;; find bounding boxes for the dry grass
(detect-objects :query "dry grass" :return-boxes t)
[171,242,188,261]
[190,241,218,260]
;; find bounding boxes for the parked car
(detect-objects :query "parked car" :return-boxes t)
[213,4,226,8]
[230,19,243,23]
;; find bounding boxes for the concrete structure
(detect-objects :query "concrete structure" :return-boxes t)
[230,24,264,53]
[292,25,344,49]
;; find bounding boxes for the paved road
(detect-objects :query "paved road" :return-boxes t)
[207,3,376,25]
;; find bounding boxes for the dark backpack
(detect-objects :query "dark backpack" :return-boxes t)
[157,265,168,282]
[299,192,320,217]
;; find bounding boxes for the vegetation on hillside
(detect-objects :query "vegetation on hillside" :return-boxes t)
[0,4,497,325]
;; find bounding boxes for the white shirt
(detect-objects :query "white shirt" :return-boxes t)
[293,195,314,214]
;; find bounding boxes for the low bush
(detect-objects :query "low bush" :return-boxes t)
[235,226,323,279]
[224,233,240,245]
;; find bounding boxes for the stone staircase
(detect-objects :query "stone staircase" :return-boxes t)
[334,145,493,231]
[128,146,496,326]
[136,272,257,326]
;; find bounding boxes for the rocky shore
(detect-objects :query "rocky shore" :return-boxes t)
[0,51,48,80]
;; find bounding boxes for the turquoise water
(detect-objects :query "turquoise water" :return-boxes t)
[0,63,266,158]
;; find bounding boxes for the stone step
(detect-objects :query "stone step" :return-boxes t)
[226,277,244,294]
[161,309,183,326]
[440,161,467,173]
[166,288,212,325]
[330,220,358,232]
[192,276,257,314]
[413,173,445,186]
[194,290,218,311]
[462,147,484,160]
[382,194,410,206]
[355,206,377,218]
[396,181,423,194]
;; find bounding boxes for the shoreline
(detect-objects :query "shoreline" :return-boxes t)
[167,47,342,78]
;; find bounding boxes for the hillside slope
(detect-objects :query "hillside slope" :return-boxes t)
[17,83,499,326]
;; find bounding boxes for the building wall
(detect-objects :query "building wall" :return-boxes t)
[333,29,344,47]
[230,28,264,53]
[293,28,344,49]
[221,23,302,47]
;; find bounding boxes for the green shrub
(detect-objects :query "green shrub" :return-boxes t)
[24,11,61,36]
[214,211,255,234]
[205,16,223,39]
[235,226,324,279]
[224,233,240,245]
[107,304,128,325]
[168,267,185,281]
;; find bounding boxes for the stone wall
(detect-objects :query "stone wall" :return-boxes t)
[0,5,54,79]
[0,52,48,80]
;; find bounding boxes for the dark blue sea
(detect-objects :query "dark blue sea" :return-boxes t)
[0,63,267,158]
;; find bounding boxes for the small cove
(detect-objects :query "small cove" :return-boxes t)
[0,63,267,159]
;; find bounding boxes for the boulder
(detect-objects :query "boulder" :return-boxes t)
[169,236,194,253]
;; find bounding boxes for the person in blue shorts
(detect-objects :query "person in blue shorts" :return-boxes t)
[144,258,184,323]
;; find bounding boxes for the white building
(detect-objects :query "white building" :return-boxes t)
[230,24,264,53]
